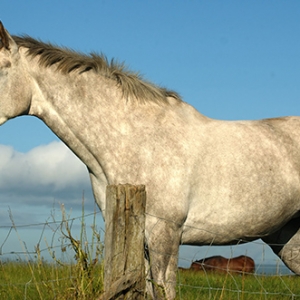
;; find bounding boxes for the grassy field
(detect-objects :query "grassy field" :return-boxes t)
[176,269,300,299]
[0,260,104,300]
[0,203,105,300]
[0,261,299,299]
[2,205,300,299]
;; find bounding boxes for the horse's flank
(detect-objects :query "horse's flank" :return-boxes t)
[12,35,181,104]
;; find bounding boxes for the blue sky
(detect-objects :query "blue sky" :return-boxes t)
[0,1,300,270]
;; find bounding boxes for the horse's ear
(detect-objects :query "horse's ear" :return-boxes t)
[0,21,10,50]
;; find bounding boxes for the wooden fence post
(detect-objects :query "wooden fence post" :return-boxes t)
[100,184,146,300]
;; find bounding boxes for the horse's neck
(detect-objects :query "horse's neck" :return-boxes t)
[28,65,125,176]
[26,60,208,184]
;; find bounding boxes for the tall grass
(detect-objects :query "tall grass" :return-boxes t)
[2,204,300,299]
[0,201,104,300]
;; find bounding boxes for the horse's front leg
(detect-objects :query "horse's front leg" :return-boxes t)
[145,215,182,300]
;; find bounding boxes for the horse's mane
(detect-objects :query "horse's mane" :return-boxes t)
[12,35,181,104]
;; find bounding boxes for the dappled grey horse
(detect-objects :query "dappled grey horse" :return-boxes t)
[1,22,300,299]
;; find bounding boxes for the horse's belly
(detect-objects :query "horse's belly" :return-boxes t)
[182,150,300,245]
[181,194,300,245]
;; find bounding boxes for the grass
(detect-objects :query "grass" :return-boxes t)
[1,203,300,299]
[1,262,300,299]
[0,202,104,300]
[176,269,300,299]
[0,260,103,300]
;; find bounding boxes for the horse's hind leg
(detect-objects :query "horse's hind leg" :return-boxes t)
[263,217,300,274]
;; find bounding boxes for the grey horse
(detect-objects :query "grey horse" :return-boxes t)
[1,22,300,299]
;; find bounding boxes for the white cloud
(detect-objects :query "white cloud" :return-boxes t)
[0,142,102,259]
[0,142,93,209]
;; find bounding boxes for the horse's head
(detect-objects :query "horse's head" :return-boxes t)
[0,22,32,125]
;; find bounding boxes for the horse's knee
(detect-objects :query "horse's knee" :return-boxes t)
[145,220,182,299]
[147,240,179,299]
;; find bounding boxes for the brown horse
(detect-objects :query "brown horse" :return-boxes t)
[190,255,255,274]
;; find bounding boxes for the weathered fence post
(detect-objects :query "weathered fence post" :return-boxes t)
[100,184,146,300]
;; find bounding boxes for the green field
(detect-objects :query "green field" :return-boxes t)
[0,260,104,300]
[176,269,300,299]
[0,261,299,299]
[2,206,300,299]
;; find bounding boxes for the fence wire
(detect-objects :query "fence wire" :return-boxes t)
[0,208,299,299]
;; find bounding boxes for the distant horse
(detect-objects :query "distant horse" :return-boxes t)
[2,22,300,299]
[191,255,255,274]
